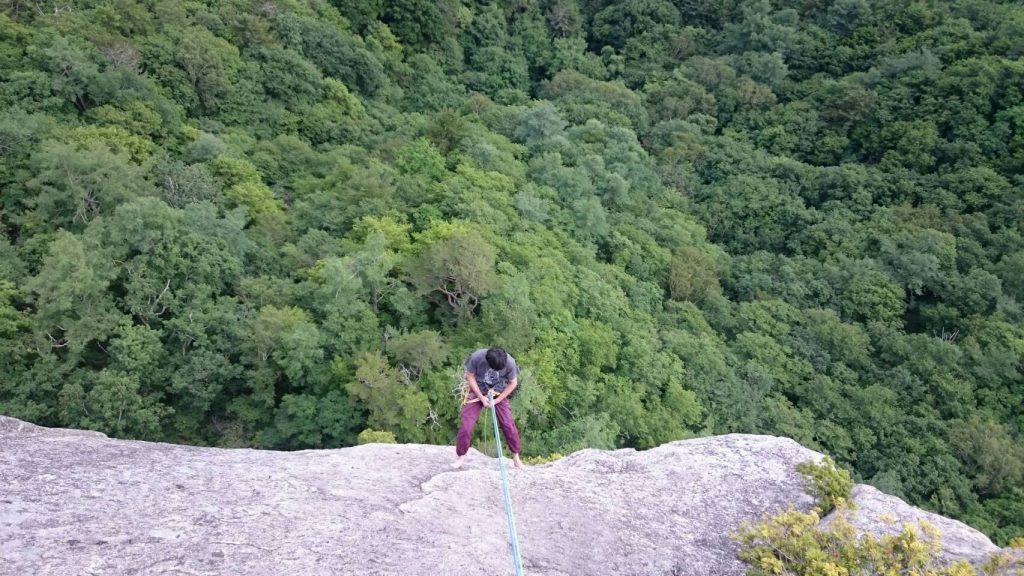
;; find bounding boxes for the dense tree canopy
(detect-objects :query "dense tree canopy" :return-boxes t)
[1,0,1022,545]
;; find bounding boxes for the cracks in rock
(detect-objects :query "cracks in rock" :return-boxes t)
[136,556,204,574]
[210,540,279,552]
[394,466,467,516]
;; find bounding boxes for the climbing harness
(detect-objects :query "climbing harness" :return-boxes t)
[487,390,525,576]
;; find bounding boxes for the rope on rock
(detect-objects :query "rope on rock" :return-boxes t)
[488,390,525,576]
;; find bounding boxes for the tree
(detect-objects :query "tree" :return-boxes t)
[591,0,681,50]
[839,268,905,327]
[695,175,812,254]
[380,0,452,50]
[40,35,102,113]
[172,27,242,114]
[25,231,123,359]
[667,246,721,302]
[540,71,649,131]
[209,155,284,219]
[0,279,46,423]
[244,305,326,393]
[274,12,387,96]
[96,198,244,327]
[877,228,956,296]
[406,227,499,318]
[23,140,153,232]
[464,46,530,100]
[342,351,430,441]
[644,71,717,124]
[823,0,871,36]
[58,369,168,439]
[720,0,800,56]
[263,390,361,449]
[395,138,447,181]
[254,46,322,105]
[306,256,381,356]
[949,419,1024,497]
[386,329,447,380]
[478,272,537,352]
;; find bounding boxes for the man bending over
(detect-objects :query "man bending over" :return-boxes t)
[453,347,523,469]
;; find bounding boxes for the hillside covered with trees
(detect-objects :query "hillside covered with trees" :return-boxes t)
[1,0,1022,544]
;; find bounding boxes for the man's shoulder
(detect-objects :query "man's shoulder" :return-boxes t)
[505,354,518,375]
[465,348,487,366]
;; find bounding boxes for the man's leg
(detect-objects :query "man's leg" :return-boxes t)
[453,400,484,467]
[493,399,523,467]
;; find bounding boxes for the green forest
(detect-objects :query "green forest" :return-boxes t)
[1,0,1022,545]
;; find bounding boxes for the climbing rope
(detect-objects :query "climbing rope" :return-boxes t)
[488,390,525,576]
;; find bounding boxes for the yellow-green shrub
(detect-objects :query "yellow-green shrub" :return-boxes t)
[523,452,563,465]
[734,504,985,576]
[735,458,1022,576]
[797,456,853,514]
[356,428,397,445]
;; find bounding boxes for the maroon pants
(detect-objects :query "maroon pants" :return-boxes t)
[455,396,522,456]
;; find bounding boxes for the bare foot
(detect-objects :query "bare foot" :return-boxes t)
[451,455,466,469]
[512,454,524,469]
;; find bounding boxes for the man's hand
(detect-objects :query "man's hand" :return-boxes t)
[467,371,487,406]
[480,396,493,408]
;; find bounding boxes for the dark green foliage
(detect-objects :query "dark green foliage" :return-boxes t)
[273,12,386,96]
[591,0,681,50]
[1,0,1022,546]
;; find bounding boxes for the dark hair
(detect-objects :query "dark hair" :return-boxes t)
[485,347,508,370]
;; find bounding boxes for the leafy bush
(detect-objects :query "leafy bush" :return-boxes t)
[733,504,1007,576]
[797,456,853,514]
[356,429,397,445]
[735,458,1022,576]
[523,452,563,465]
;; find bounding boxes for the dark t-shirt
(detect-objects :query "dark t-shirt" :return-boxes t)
[465,349,518,395]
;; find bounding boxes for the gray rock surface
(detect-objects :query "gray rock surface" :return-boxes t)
[829,485,1003,564]
[0,416,1008,576]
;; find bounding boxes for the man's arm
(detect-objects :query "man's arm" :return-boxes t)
[494,377,517,404]
[467,371,490,406]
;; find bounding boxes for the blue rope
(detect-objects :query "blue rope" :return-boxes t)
[488,391,525,576]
